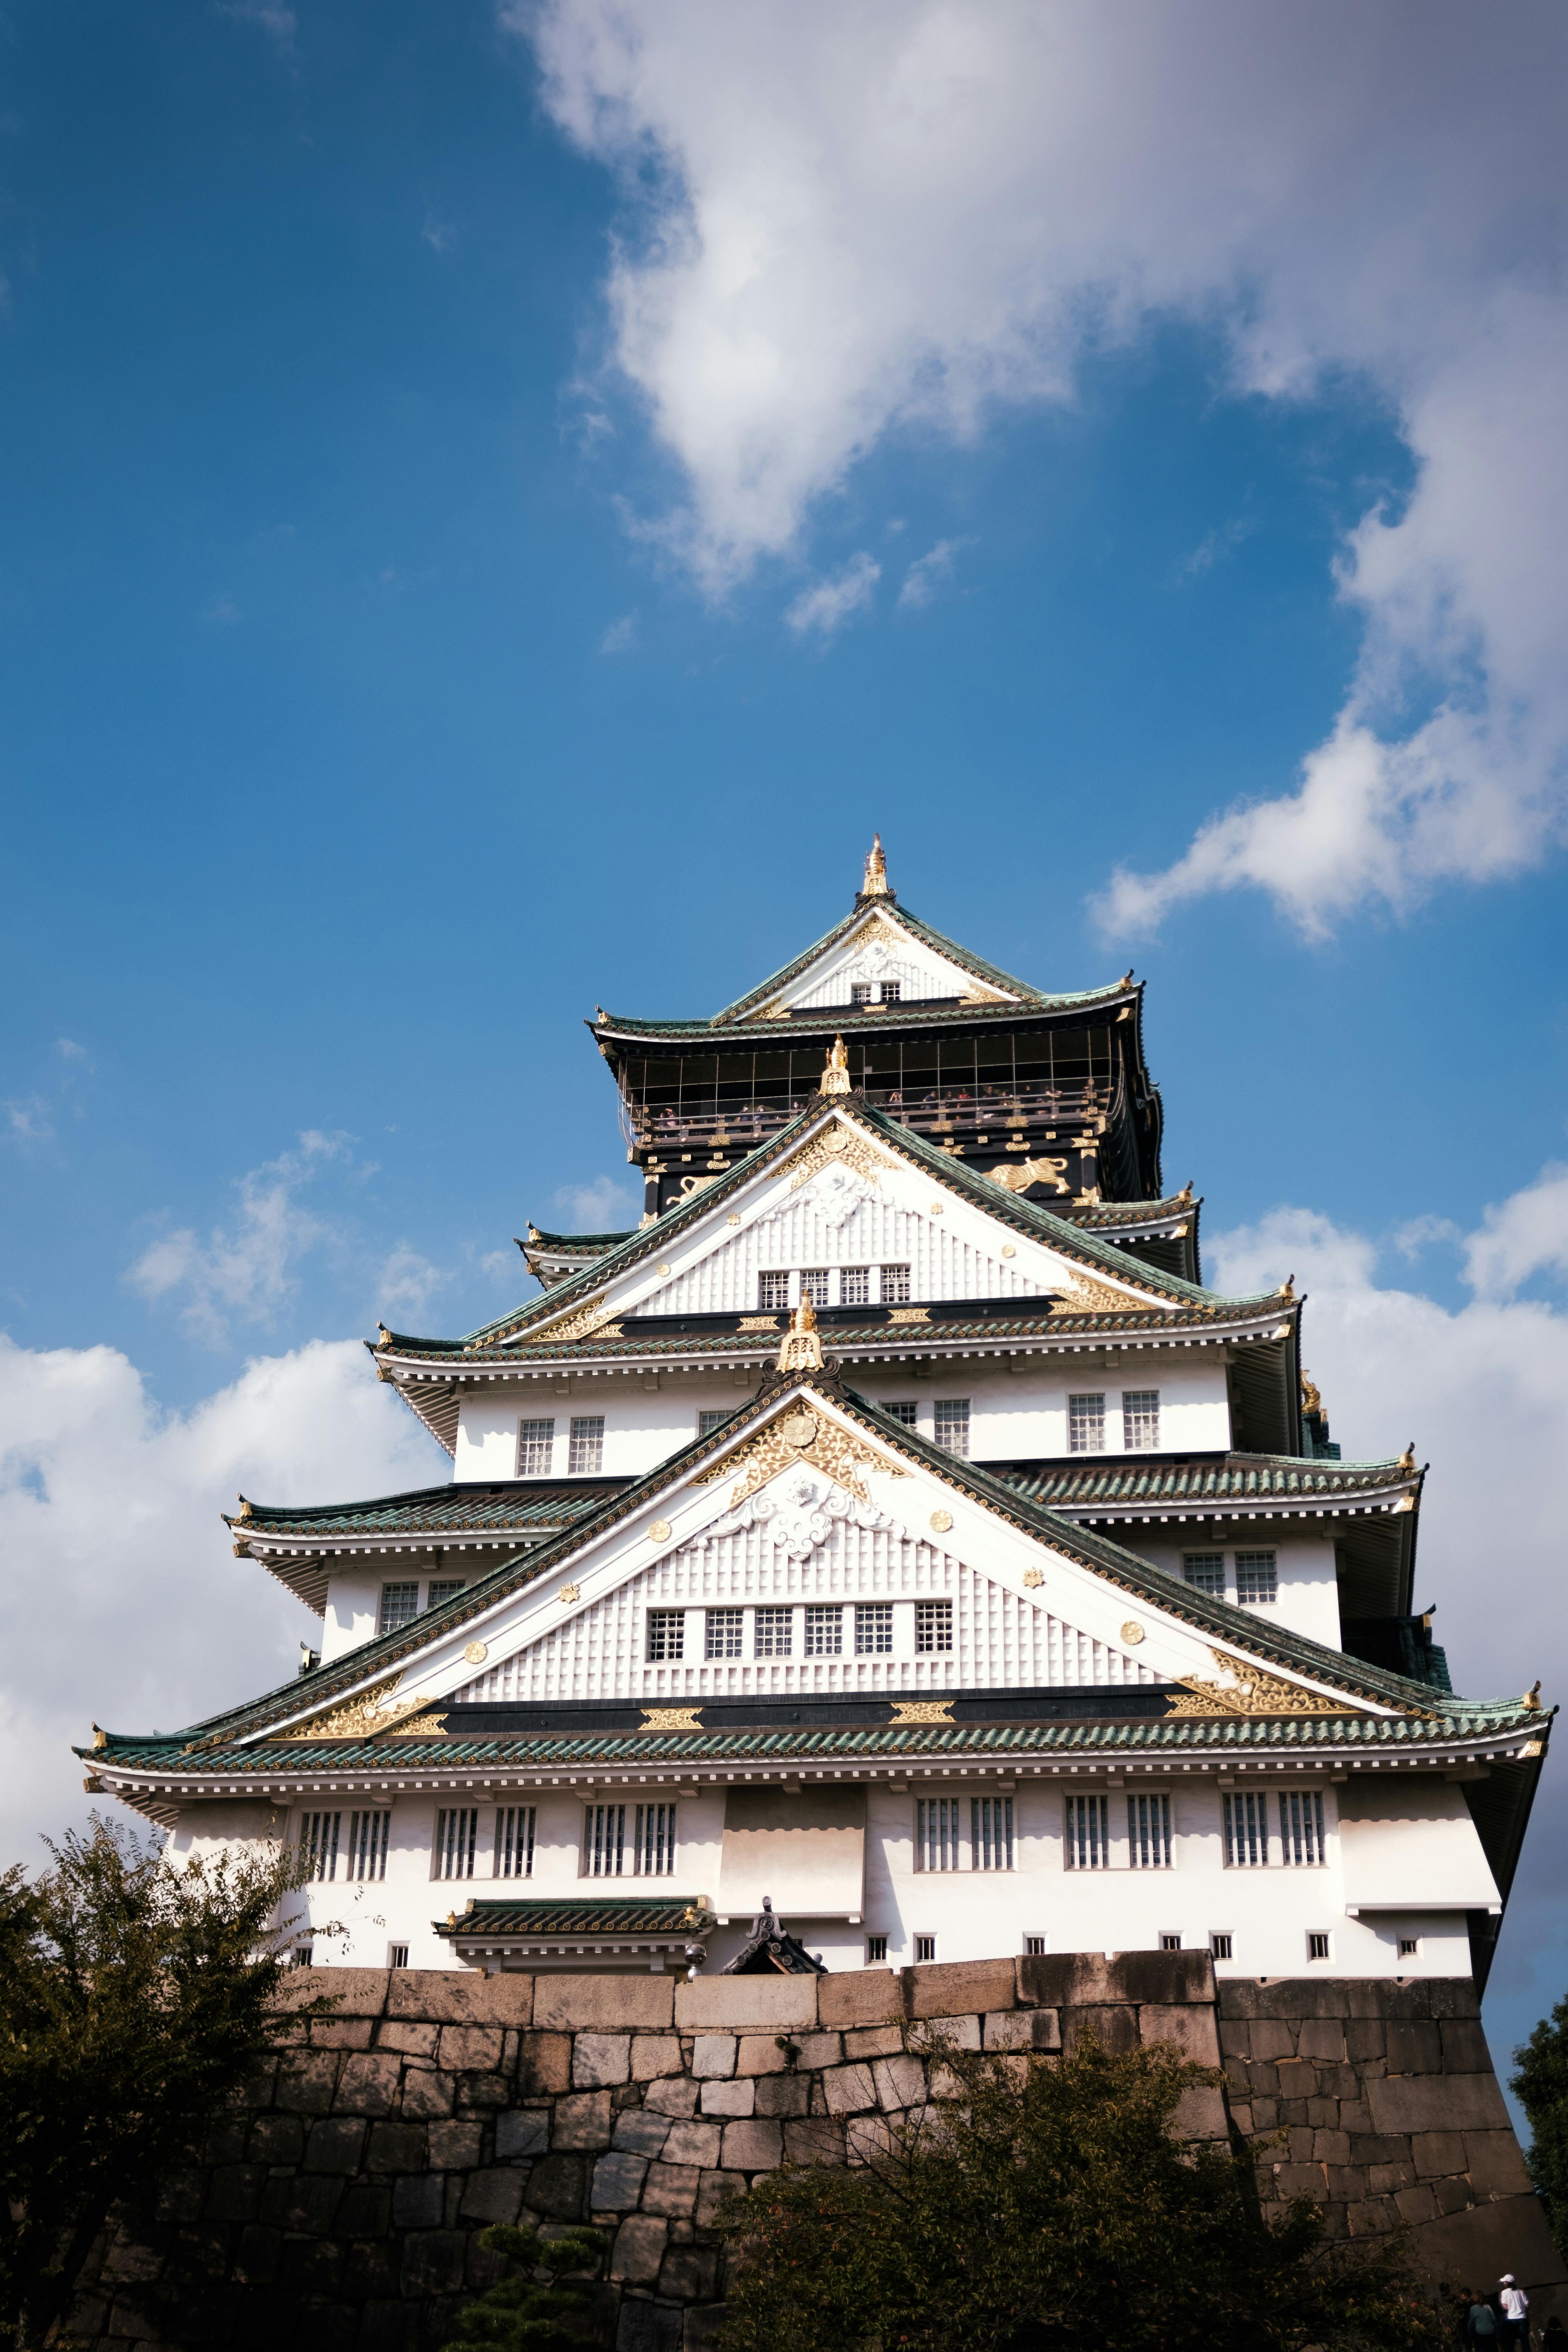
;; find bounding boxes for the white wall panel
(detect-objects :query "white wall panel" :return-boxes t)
[641,1196,1045,1316]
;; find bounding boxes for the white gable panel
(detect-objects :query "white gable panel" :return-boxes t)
[779,916,1006,1012]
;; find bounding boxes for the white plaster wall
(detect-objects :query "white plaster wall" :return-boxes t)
[1133,1533,1343,1649]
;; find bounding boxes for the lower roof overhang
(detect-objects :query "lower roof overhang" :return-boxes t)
[435,1895,713,1971]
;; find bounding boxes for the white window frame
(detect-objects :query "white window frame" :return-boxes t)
[1236,1548,1278,1605]
[634,1802,677,1876]
[914,1597,953,1653]
[1181,1551,1225,1597]
[433,1807,479,1882]
[347,1808,390,1883]
[517,1417,555,1477]
[1279,1789,1326,1866]
[934,1398,971,1458]
[854,1601,893,1655]
[495,1805,536,1880]
[568,1415,605,1475]
[971,1795,1014,1871]
[583,1802,626,1877]
[1222,1792,1270,1868]
[1064,1793,1110,1870]
[840,1265,871,1307]
[378,1581,420,1635]
[1122,1388,1161,1450]
[705,1606,744,1661]
[1127,1792,1172,1870]
[804,1603,842,1657]
[880,1263,911,1305]
[758,1270,790,1312]
[754,1605,793,1658]
[1068,1393,1106,1455]
[646,1609,685,1663]
[916,1796,962,1872]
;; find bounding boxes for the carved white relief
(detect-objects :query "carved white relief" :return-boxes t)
[699,1467,906,1562]
[758,1162,878,1229]
[846,939,896,983]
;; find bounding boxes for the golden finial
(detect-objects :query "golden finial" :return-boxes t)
[375,1322,392,1349]
[1176,1179,1194,1202]
[861,834,890,898]
[1300,1372,1322,1416]
[1276,1273,1295,1300]
[1524,1680,1542,1712]
[1397,1441,1416,1474]
[236,1495,253,1522]
[776,1293,825,1373]
[819,1036,852,1096]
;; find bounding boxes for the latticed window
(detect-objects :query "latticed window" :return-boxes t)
[855,1602,893,1655]
[880,981,901,1004]
[915,1597,953,1653]
[1236,1550,1277,1604]
[934,1399,970,1457]
[1127,1793,1172,1869]
[1182,1553,1225,1596]
[851,982,872,1006]
[882,1400,918,1428]
[378,1582,419,1635]
[569,1416,605,1474]
[754,1606,792,1657]
[706,1607,744,1660]
[300,1810,340,1882]
[496,1806,536,1880]
[348,1809,390,1882]
[427,1579,465,1610]
[841,1266,870,1306]
[698,1409,727,1437]
[1122,1389,1160,1449]
[800,1268,830,1308]
[1069,1393,1106,1454]
[916,1797,962,1871]
[583,1803,625,1876]
[758,1271,790,1311]
[646,1610,684,1662]
[880,1263,911,1304]
[517,1418,554,1476]
[434,1808,478,1881]
[1223,1792,1269,1867]
[972,1796,1014,1871]
[635,1803,677,1876]
[804,1604,842,1657]
[1280,1790,1326,1866]
[1064,1793,1110,1869]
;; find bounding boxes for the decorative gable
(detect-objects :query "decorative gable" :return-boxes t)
[749,911,1015,1018]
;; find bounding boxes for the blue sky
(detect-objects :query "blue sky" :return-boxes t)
[3,0,1568,2091]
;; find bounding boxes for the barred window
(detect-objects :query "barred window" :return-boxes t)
[758,1271,790,1312]
[427,1578,465,1610]
[1210,1932,1233,1960]
[1182,1552,1225,1597]
[378,1581,419,1635]
[1159,1933,1182,1952]
[1127,1793,1172,1869]
[1307,1931,1331,1962]
[1236,1549,1277,1605]
[388,1943,409,1970]
[496,1805,536,1880]
[880,981,901,1004]
[801,1268,831,1308]
[915,1597,954,1654]
[1223,1791,1269,1868]
[300,1810,340,1883]
[855,1601,894,1655]
[706,1607,744,1660]
[914,1933,937,1962]
[841,1265,870,1306]
[646,1609,684,1662]
[804,1603,842,1657]
[1064,1793,1110,1870]
[866,1934,888,1963]
[1024,1934,1047,1956]
[569,1415,605,1474]
[934,1399,970,1457]
[916,1797,962,1871]
[635,1803,677,1876]
[698,1409,728,1437]
[1280,1790,1326,1866]
[880,1263,911,1305]
[583,1803,625,1877]
[850,982,873,1006]
[1122,1389,1160,1450]
[1068,1393,1106,1455]
[434,1807,478,1881]
[517,1418,554,1476]
[882,1400,919,1428]
[754,1605,792,1658]
[348,1809,390,1882]
[972,1796,1014,1871]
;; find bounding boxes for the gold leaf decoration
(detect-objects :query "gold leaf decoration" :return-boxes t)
[277,1672,423,1743]
[530,1291,621,1346]
[1050,1272,1162,1315]
[695,1402,903,1508]
[395,1711,450,1738]
[889,1700,955,1724]
[642,1706,703,1729]
[776,1122,897,1193]
[1167,1649,1357,1718]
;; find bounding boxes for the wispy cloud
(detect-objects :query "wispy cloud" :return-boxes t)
[56,1038,89,1064]
[3,1097,53,1144]
[1176,513,1253,582]
[422,216,455,254]
[785,553,880,639]
[125,1132,350,1348]
[204,594,241,627]
[375,1242,447,1321]
[898,537,972,610]
[551,1175,641,1232]
[216,1,297,60]
[600,609,639,654]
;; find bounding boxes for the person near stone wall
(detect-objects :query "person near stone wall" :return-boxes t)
[1500,2277,1530,2349]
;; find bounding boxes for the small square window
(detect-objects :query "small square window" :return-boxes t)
[1210,1931,1233,1961]
[879,981,901,1003]
[1122,1389,1161,1450]
[1398,1936,1420,1959]
[880,1263,911,1305]
[427,1578,466,1609]
[934,1399,970,1457]
[1160,1933,1182,1952]
[854,1601,893,1655]
[840,1265,870,1306]
[291,1945,314,1968]
[913,1933,937,1963]
[754,1605,793,1658]
[800,1268,830,1308]
[646,1609,684,1663]
[1307,1931,1331,1962]
[1068,1393,1106,1454]
[915,1597,953,1653]
[517,1418,554,1476]
[698,1409,728,1437]
[387,1943,409,1970]
[568,1416,605,1475]
[705,1607,744,1660]
[850,982,873,1006]
[1023,1933,1047,1956]
[1182,1552,1225,1597]
[378,1581,420,1635]
[1236,1550,1277,1605]
[758,1270,790,1312]
[804,1603,842,1657]
[882,1400,918,1428]
[866,1934,888,1963]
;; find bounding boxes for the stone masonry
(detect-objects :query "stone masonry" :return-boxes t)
[72,1955,1564,2352]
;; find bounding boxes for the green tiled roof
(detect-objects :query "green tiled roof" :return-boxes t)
[989,1453,1419,1510]
[435,1897,709,1939]
[524,1228,636,1251]
[227,1479,623,1541]
[1061,1195,1196,1229]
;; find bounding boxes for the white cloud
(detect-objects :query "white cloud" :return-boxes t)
[784,551,880,637]
[0,1334,442,1872]
[898,535,971,609]
[1176,513,1253,582]
[126,1132,349,1348]
[375,1243,448,1323]
[1461,1162,1568,1303]
[520,0,1568,927]
[551,1174,642,1231]
[3,1097,53,1144]
[422,217,456,254]
[216,0,297,59]
[600,608,640,653]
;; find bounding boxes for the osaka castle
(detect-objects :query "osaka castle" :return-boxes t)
[82,842,1547,1983]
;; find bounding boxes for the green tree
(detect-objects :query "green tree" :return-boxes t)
[442,2223,605,2352]
[716,2029,1442,2352]
[0,1813,320,2349]
[1511,1992,1568,2261]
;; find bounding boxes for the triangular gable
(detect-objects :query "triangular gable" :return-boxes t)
[706,899,1081,1027]
[736,908,1020,1020]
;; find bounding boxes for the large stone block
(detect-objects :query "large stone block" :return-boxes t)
[427,2119,483,2170]
[1384,2020,1443,2075]
[644,2077,701,2120]
[593,2152,651,2211]
[460,2169,527,2225]
[1463,2132,1534,2197]
[1411,2130,1467,2179]
[519,2031,574,2096]
[334,2052,402,2116]
[693,2170,747,2229]
[641,2161,702,2219]
[784,2117,845,2166]
[658,2245,718,2303]
[247,2112,305,2165]
[259,2172,343,2235]
[617,2297,685,2352]
[614,2109,673,2158]
[535,1976,674,2032]
[907,2014,980,2053]
[675,1977,818,2032]
[1139,2005,1219,2063]
[1219,1979,1350,2022]
[821,2063,878,2116]
[984,2009,1060,2053]
[399,2066,455,2121]
[527,2152,589,2220]
[632,2035,685,2081]
[550,2090,614,2152]
[692,2035,738,2080]
[400,2228,469,2296]
[576,2035,634,2089]
[305,2117,369,2174]
[735,2034,791,2078]
[753,2073,810,2118]
[1440,2019,1494,2072]
[437,2024,505,2072]
[496,2108,551,2159]
[366,2120,427,2173]
[721,2118,783,2172]
[699,2079,754,2119]
[1410,2191,1566,2292]
[276,2051,340,2115]
[1367,2073,1510,2136]
[375,2019,438,2057]
[845,2024,905,2061]
[1298,2020,1348,2062]
[663,2120,724,2169]
[1171,2087,1229,2141]
[817,1972,902,2028]
[1427,1979,1482,2022]
[386,1971,533,2025]
[611,2214,669,2285]
[272,1965,390,2018]
[1061,2006,1139,2055]
[309,2017,377,2049]
[872,2055,927,2112]
[905,1959,1016,2019]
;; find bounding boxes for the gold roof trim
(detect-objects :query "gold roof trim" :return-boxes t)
[696,1400,905,1509]
[1168,1649,1359,1719]
[276,1672,432,1743]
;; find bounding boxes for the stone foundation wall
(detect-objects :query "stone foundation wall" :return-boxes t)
[74,1957,1563,2352]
